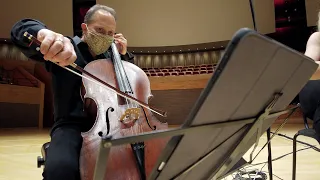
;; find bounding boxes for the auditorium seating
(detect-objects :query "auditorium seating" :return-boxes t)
[142,64,216,76]
[134,51,222,68]
[134,51,221,76]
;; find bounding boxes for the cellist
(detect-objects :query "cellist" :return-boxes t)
[10,4,134,180]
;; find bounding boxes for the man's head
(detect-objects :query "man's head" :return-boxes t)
[81,4,117,55]
[81,4,117,36]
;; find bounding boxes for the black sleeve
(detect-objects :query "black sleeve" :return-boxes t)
[10,18,47,61]
[120,51,135,64]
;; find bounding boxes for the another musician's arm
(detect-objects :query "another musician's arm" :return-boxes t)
[305,32,320,80]
[10,18,47,61]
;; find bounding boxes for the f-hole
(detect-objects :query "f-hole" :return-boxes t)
[99,107,114,137]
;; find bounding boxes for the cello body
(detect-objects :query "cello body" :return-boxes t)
[79,59,169,180]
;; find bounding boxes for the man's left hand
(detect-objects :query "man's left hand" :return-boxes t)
[114,33,127,55]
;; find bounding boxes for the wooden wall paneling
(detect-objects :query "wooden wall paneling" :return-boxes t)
[16,66,45,129]
[178,53,185,66]
[161,54,169,67]
[148,75,211,125]
[153,55,161,68]
[0,103,40,128]
[210,51,219,64]
[19,66,45,129]
[0,66,44,129]
[0,84,42,104]
[149,74,211,90]
[132,50,223,70]
[194,52,202,65]
[170,54,178,67]
[145,55,152,68]
[149,88,204,125]
[34,62,54,128]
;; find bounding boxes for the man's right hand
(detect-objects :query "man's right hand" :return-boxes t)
[37,29,77,67]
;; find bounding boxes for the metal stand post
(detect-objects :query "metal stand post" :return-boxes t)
[267,128,273,180]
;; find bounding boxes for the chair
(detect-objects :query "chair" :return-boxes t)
[160,69,169,72]
[292,110,320,180]
[156,72,164,76]
[37,142,50,168]
[207,69,214,73]
[185,71,193,75]
[164,72,170,76]
[170,72,178,76]
[154,68,161,72]
[200,70,207,74]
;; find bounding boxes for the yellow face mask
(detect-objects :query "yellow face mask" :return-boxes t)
[84,26,114,55]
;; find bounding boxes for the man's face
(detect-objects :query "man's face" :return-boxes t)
[82,10,116,36]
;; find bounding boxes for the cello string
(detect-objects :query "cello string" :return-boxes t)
[110,43,136,109]
[111,43,133,93]
[114,59,131,108]
[117,60,132,110]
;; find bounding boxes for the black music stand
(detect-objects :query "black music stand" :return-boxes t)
[91,28,318,180]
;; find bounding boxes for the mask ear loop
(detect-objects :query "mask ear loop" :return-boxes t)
[84,24,97,36]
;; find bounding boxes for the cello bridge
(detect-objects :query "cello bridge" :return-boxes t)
[120,108,140,123]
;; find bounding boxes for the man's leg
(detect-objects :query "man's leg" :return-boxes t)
[313,107,320,135]
[42,125,83,180]
[299,80,320,134]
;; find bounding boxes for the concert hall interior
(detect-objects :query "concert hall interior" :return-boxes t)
[1,0,320,179]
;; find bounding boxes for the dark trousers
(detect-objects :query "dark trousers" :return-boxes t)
[42,125,83,180]
[298,80,320,134]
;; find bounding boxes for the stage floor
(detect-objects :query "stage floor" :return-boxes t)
[0,124,319,180]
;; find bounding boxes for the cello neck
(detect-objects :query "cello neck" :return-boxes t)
[110,43,133,95]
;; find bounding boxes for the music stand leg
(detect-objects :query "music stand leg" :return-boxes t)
[267,128,273,180]
[93,136,111,180]
[292,132,298,180]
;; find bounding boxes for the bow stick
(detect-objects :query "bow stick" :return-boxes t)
[23,32,167,117]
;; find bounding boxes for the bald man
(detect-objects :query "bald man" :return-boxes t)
[10,4,134,180]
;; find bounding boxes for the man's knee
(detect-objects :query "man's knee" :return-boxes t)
[299,80,320,118]
[44,156,80,180]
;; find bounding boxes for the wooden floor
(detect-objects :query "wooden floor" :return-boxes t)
[0,124,319,180]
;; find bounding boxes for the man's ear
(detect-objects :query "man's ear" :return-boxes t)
[81,23,87,33]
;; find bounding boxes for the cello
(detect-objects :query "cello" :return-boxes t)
[23,32,169,180]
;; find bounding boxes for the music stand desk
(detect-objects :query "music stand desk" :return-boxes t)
[93,28,318,180]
